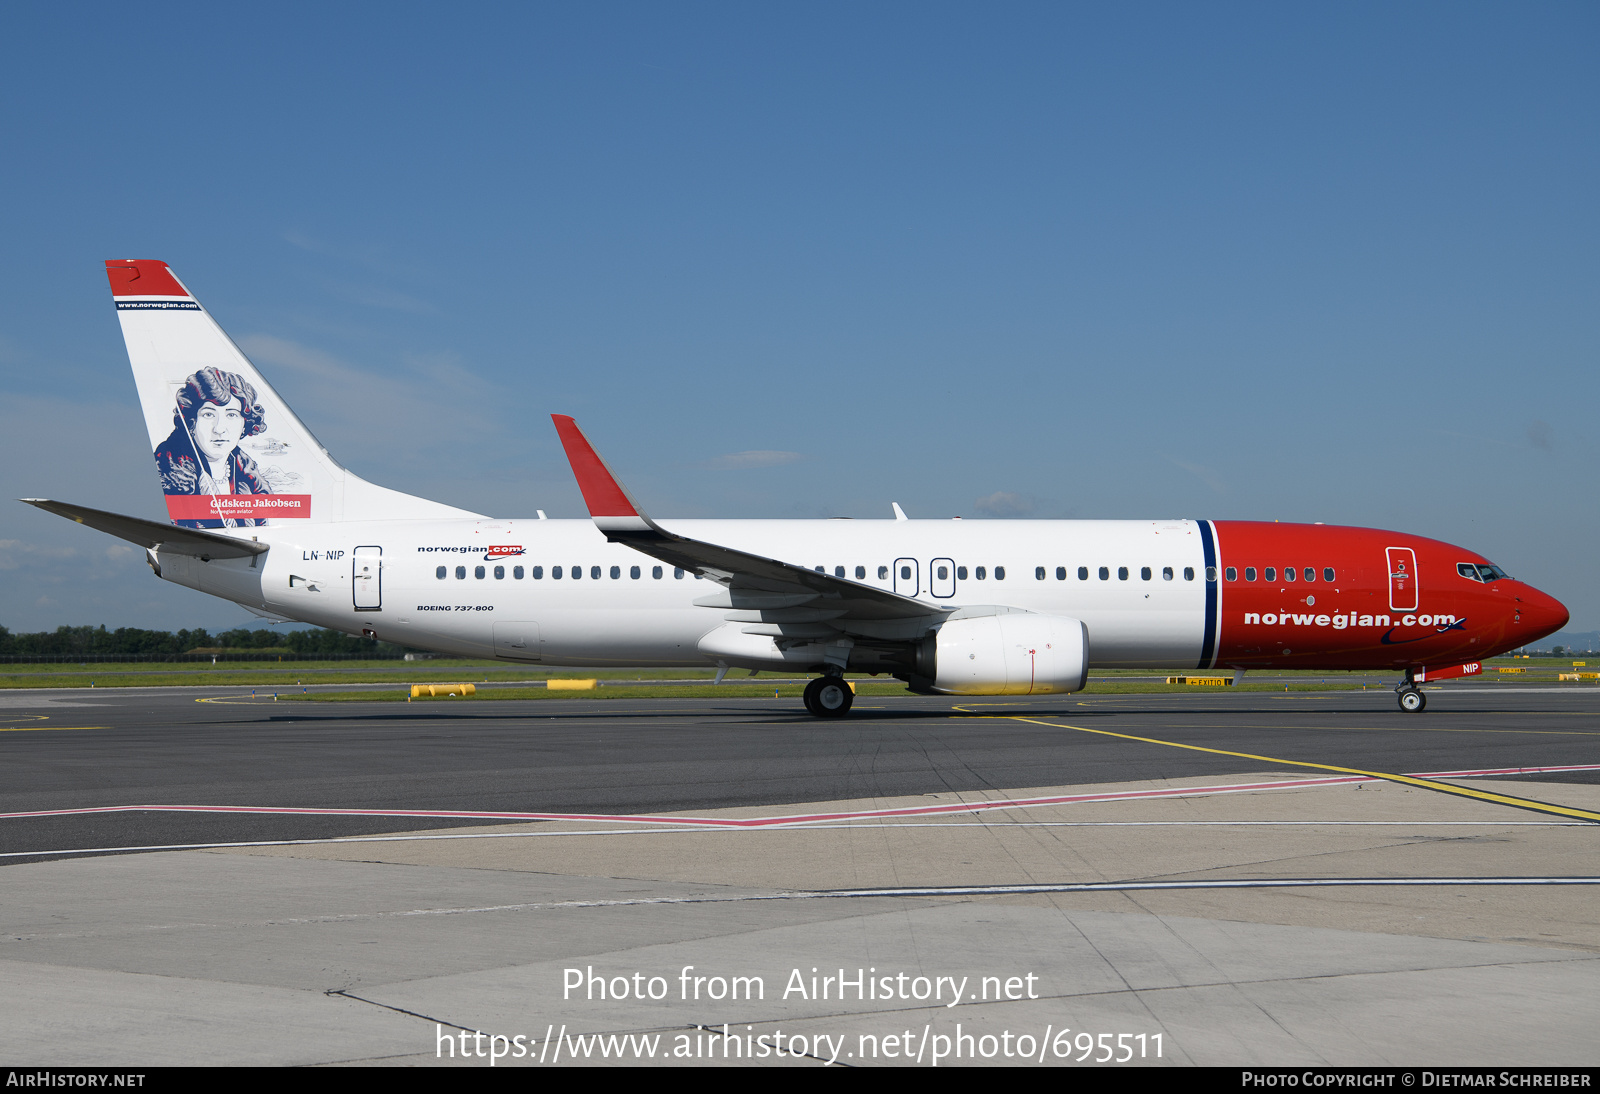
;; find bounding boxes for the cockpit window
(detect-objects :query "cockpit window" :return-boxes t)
[1458,563,1482,582]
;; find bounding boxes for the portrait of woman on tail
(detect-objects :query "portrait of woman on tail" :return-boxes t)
[153,367,272,529]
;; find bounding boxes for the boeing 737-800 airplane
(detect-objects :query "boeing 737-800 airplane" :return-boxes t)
[23,260,1570,717]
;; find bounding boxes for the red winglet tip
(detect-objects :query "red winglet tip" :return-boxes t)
[550,415,640,518]
[105,260,191,298]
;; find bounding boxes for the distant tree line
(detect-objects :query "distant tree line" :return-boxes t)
[0,625,412,661]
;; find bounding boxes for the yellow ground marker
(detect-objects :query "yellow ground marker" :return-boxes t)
[985,713,1600,824]
[546,679,597,691]
[410,683,477,698]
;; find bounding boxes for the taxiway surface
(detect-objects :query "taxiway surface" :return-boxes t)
[2,685,1597,1066]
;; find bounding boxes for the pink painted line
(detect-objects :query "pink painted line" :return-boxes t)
[7,763,1597,829]
[0,776,1365,827]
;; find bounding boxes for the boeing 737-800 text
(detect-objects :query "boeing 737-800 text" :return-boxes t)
[22,260,1570,717]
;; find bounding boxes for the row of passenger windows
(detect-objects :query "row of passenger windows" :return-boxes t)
[1033,565,1201,582]
[1223,566,1337,583]
[439,561,1216,584]
[822,565,1010,580]
[436,564,689,581]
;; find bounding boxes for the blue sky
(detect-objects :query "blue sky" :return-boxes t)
[1,2,1595,633]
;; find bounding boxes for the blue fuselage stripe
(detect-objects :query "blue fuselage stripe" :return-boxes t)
[1198,520,1218,669]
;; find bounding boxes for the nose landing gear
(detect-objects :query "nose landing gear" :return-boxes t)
[803,675,854,719]
[1396,670,1427,713]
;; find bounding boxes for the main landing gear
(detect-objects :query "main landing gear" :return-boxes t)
[803,675,854,719]
[1396,670,1427,713]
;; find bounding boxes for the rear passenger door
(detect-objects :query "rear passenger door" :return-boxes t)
[353,546,382,611]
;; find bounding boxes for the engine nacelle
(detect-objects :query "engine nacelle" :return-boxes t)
[929,613,1089,695]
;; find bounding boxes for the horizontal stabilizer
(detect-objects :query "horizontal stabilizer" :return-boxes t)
[21,499,268,559]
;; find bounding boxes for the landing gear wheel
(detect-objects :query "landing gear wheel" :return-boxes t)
[1398,687,1426,713]
[804,676,854,719]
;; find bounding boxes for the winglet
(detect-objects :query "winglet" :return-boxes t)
[550,415,657,535]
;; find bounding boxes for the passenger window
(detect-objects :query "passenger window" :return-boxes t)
[1323,568,1335,583]
[835,566,845,578]
[630,565,640,579]
[552,566,562,579]
[1304,567,1315,582]
[571,566,581,580]
[493,565,505,580]
[1079,567,1089,580]
[475,566,486,579]
[436,566,446,580]
[674,567,684,579]
[1141,566,1152,581]
[1244,567,1256,581]
[1183,567,1194,581]
[1264,567,1275,581]
[514,566,524,579]
[878,566,889,580]
[1056,566,1067,580]
[937,565,949,580]
[1224,567,1236,581]
[1117,566,1128,580]
[1098,566,1109,580]
[591,566,602,580]
[995,566,1005,580]
[1283,567,1295,582]
[1162,566,1173,581]
[1206,566,1218,582]
[900,565,912,580]
[610,565,621,579]
[976,567,987,580]
[652,566,662,579]
[957,566,968,580]
[814,566,824,573]
[455,565,466,580]
[1035,566,1046,580]
[532,566,543,579]
[855,565,866,579]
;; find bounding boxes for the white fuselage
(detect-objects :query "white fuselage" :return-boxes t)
[157,517,1214,669]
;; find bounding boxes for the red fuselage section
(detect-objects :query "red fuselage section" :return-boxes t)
[1211,522,1568,671]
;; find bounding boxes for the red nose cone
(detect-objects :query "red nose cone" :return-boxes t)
[1518,585,1569,643]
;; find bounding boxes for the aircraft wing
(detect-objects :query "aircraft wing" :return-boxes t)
[550,416,948,633]
[21,499,269,560]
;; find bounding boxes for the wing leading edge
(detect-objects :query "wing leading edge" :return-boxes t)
[549,415,948,640]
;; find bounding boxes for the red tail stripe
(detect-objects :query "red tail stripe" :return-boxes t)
[105,259,190,298]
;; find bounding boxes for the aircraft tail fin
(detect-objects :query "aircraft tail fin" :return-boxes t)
[106,260,482,528]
